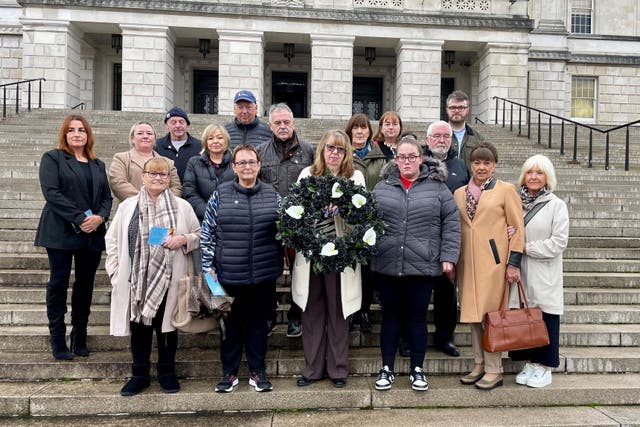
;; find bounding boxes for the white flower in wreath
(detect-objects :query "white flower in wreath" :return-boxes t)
[285,205,304,219]
[351,193,367,208]
[320,242,339,256]
[362,227,377,246]
[331,182,343,199]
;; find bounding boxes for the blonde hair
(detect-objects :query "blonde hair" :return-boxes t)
[310,129,355,178]
[201,124,230,152]
[129,121,156,147]
[517,154,557,192]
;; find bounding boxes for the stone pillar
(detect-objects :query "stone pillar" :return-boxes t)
[79,40,95,110]
[395,39,443,123]
[120,25,174,112]
[217,30,264,116]
[476,42,529,123]
[20,19,82,108]
[309,34,355,120]
[536,0,567,33]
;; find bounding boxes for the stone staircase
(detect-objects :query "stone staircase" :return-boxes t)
[0,110,639,422]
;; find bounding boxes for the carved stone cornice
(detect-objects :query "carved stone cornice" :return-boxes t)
[528,49,570,61]
[17,0,534,30]
[0,25,22,35]
[529,49,640,65]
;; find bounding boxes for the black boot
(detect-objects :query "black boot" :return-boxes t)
[70,327,89,357]
[50,335,73,360]
[120,363,151,397]
[360,312,372,334]
[157,362,180,393]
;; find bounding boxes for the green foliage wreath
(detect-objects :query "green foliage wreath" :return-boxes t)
[277,175,384,274]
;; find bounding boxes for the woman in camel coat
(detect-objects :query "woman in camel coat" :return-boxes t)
[453,142,524,390]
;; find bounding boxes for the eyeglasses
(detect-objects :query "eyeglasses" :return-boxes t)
[396,155,420,163]
[429,133,452,140]
[447,106,468,111]
[325,145,346,154]
[234,160,259,168]
[144,171,169,179]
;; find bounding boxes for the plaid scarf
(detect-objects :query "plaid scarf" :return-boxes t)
[130,187,178,325]
[519,185,548,213]
[465,175,494,221]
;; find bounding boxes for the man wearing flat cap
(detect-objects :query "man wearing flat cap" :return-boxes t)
[155,106,201,182]
[225,90,272,148]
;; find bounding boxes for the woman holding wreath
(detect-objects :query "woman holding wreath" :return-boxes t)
[292,130,365,388]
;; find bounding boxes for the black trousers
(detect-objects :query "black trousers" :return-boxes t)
[377,274,435,371]
[130,296,178,373]
[359,264,375,314]
[432,274,458,343]
[45,247,102,337]
[509,312,561,368]
[221,281,276,375]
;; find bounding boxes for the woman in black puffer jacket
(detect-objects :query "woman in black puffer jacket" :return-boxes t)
[183,125,236,221]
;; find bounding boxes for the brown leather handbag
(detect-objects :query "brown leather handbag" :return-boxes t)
[482,280,550,352]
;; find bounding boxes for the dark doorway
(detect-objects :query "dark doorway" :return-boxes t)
[272,72,307,117]
[193,70,219,114]
[440,78,455,121]
[353,77,382,120]
[112,63,121,111]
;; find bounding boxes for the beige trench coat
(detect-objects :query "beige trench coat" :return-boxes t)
[108,148,182,202]
[105,193,200,336]
[454,179,525,323]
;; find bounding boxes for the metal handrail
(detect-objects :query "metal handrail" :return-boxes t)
[71,102,86,110]
[493,96,639,171]
[1,78,46,120]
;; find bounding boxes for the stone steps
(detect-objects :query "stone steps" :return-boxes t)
[2,374,639,418]
[0,346,639,382]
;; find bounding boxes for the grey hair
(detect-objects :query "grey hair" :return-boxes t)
[268,103,293,119]
[517,154,558,192]
[426,120,452,137]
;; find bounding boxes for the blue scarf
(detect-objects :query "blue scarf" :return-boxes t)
[354,141,372,159]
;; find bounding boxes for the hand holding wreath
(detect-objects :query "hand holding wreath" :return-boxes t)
[277,175,384,274]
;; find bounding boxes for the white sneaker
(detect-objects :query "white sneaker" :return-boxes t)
[375,365,395,391]
[515,363,537,385]
[409,366,429,391]
[526,366,552,388]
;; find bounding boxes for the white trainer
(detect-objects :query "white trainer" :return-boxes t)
[515,363,537,385]
[526,365,552,388]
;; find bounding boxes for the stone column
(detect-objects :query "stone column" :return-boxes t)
[120,25,174,112]
[20,19,82,108]
[536,0,567,33]
[217,30,264,116]
[309,34,355,120]
[395,39,443,123]
[476,42,530,123]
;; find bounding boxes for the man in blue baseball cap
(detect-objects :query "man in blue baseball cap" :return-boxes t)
[225,90,272,148]
[155,106,201,183]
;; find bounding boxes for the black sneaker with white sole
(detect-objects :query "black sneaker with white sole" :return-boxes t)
[375,365,395,391]
[215,373,239,393]
[249,371,273,392]
[410,366,428,391]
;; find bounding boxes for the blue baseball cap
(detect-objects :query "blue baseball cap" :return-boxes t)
[233,90,257,103]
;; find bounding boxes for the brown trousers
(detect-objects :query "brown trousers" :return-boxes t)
[301,271,349,380]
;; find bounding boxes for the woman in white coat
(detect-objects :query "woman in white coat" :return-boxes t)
[106,157,200,397]
[292,130,365,389]
[509,154,569,388]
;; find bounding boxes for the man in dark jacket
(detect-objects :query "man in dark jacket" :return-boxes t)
[155,107,201,183]
[424,120,470,358]
[225,90,272,148]
[446,90,485,166]
[257,103,315,338]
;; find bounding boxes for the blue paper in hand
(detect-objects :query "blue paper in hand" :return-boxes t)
[148,226,169,245]
[205,272,226,296]
[84,209,93,216]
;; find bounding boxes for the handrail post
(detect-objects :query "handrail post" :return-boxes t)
[15,85,19,115]
[548,115,552,149]
[494,98,498,125]
[509,103,513,132]
[501,99,506,128]
[605,133,610,171]
[38,79,43,108]
[560,120,565,155]
[518,106,522,136]
[537,112,541,144]
[588,129,593,168]
[2,86,5,119]
[625,126,630,171]
[27,82,32,112]
[572,123,578,162]
[527,109,531,140]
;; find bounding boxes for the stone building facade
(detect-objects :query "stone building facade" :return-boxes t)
[1,0,639,124]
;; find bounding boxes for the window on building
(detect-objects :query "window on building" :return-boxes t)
[571,0,593,34]
[571,76,596,119]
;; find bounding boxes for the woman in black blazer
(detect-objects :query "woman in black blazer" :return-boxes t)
[35,114,113,360]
